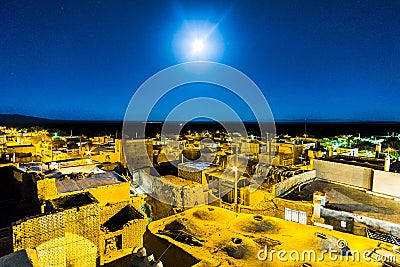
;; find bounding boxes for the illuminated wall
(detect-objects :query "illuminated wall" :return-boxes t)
[123,139,153,171]
[37,178,58,200]
[12,197,100,267]
[99,205,147,265]
[313,159,373,190]
[88,182,130,206]
[372,170,400,197]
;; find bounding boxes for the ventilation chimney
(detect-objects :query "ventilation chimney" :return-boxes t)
[384,154,391,172]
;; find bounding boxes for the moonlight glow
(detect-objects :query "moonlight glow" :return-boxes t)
[173,21,224,61]
[192,39,205,53]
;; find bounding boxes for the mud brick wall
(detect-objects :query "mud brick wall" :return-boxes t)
[121,218,147,249]
[178,167,202,184]
[372,170,400,197]
[99,205,147,265]
[63,204,100,249]
[37,178,58,200]
[314,159,373,190]
[273,197,314,225]
[135,170,208,207]
[99,201,130,224]
[12,202,100,266]
[273,170,316,197]
[13,212,65,251]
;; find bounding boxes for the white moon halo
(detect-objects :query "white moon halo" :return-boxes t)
[173,21,224,61]
[192,39,205,53]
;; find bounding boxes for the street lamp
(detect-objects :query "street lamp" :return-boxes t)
[232,166,238,212]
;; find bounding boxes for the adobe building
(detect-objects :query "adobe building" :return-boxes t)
[0,131,6,158]
[278,157,400,243]
[6,144,40,163]
[11,170,147,266]
[0,165,41,231]
[122,139,153,170]
[13,193,100,267]
[177,162,219,185]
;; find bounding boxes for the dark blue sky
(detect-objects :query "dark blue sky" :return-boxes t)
[1,0,399,121]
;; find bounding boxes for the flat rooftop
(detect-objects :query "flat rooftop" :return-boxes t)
[46,164,104,177]
[56,171,127,194]
[6,144,34,148]
[51,192,96,210]
[283,179,400,224]
[178,162,219,171]
[19,163,48,173]
[162,175,203,187]
[206,169,247,183]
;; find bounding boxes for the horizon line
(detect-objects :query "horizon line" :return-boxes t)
[1,114,400,124]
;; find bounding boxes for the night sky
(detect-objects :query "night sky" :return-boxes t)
[1,0,399,121]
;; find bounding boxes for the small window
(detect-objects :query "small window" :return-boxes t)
[299,211,307,225]
[291,210,299,222]
[340,221,347,228]
[284,208,291,221]
[105,235,122,254]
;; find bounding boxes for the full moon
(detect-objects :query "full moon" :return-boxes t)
[173,21,224,61]
[192,39,205,53]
